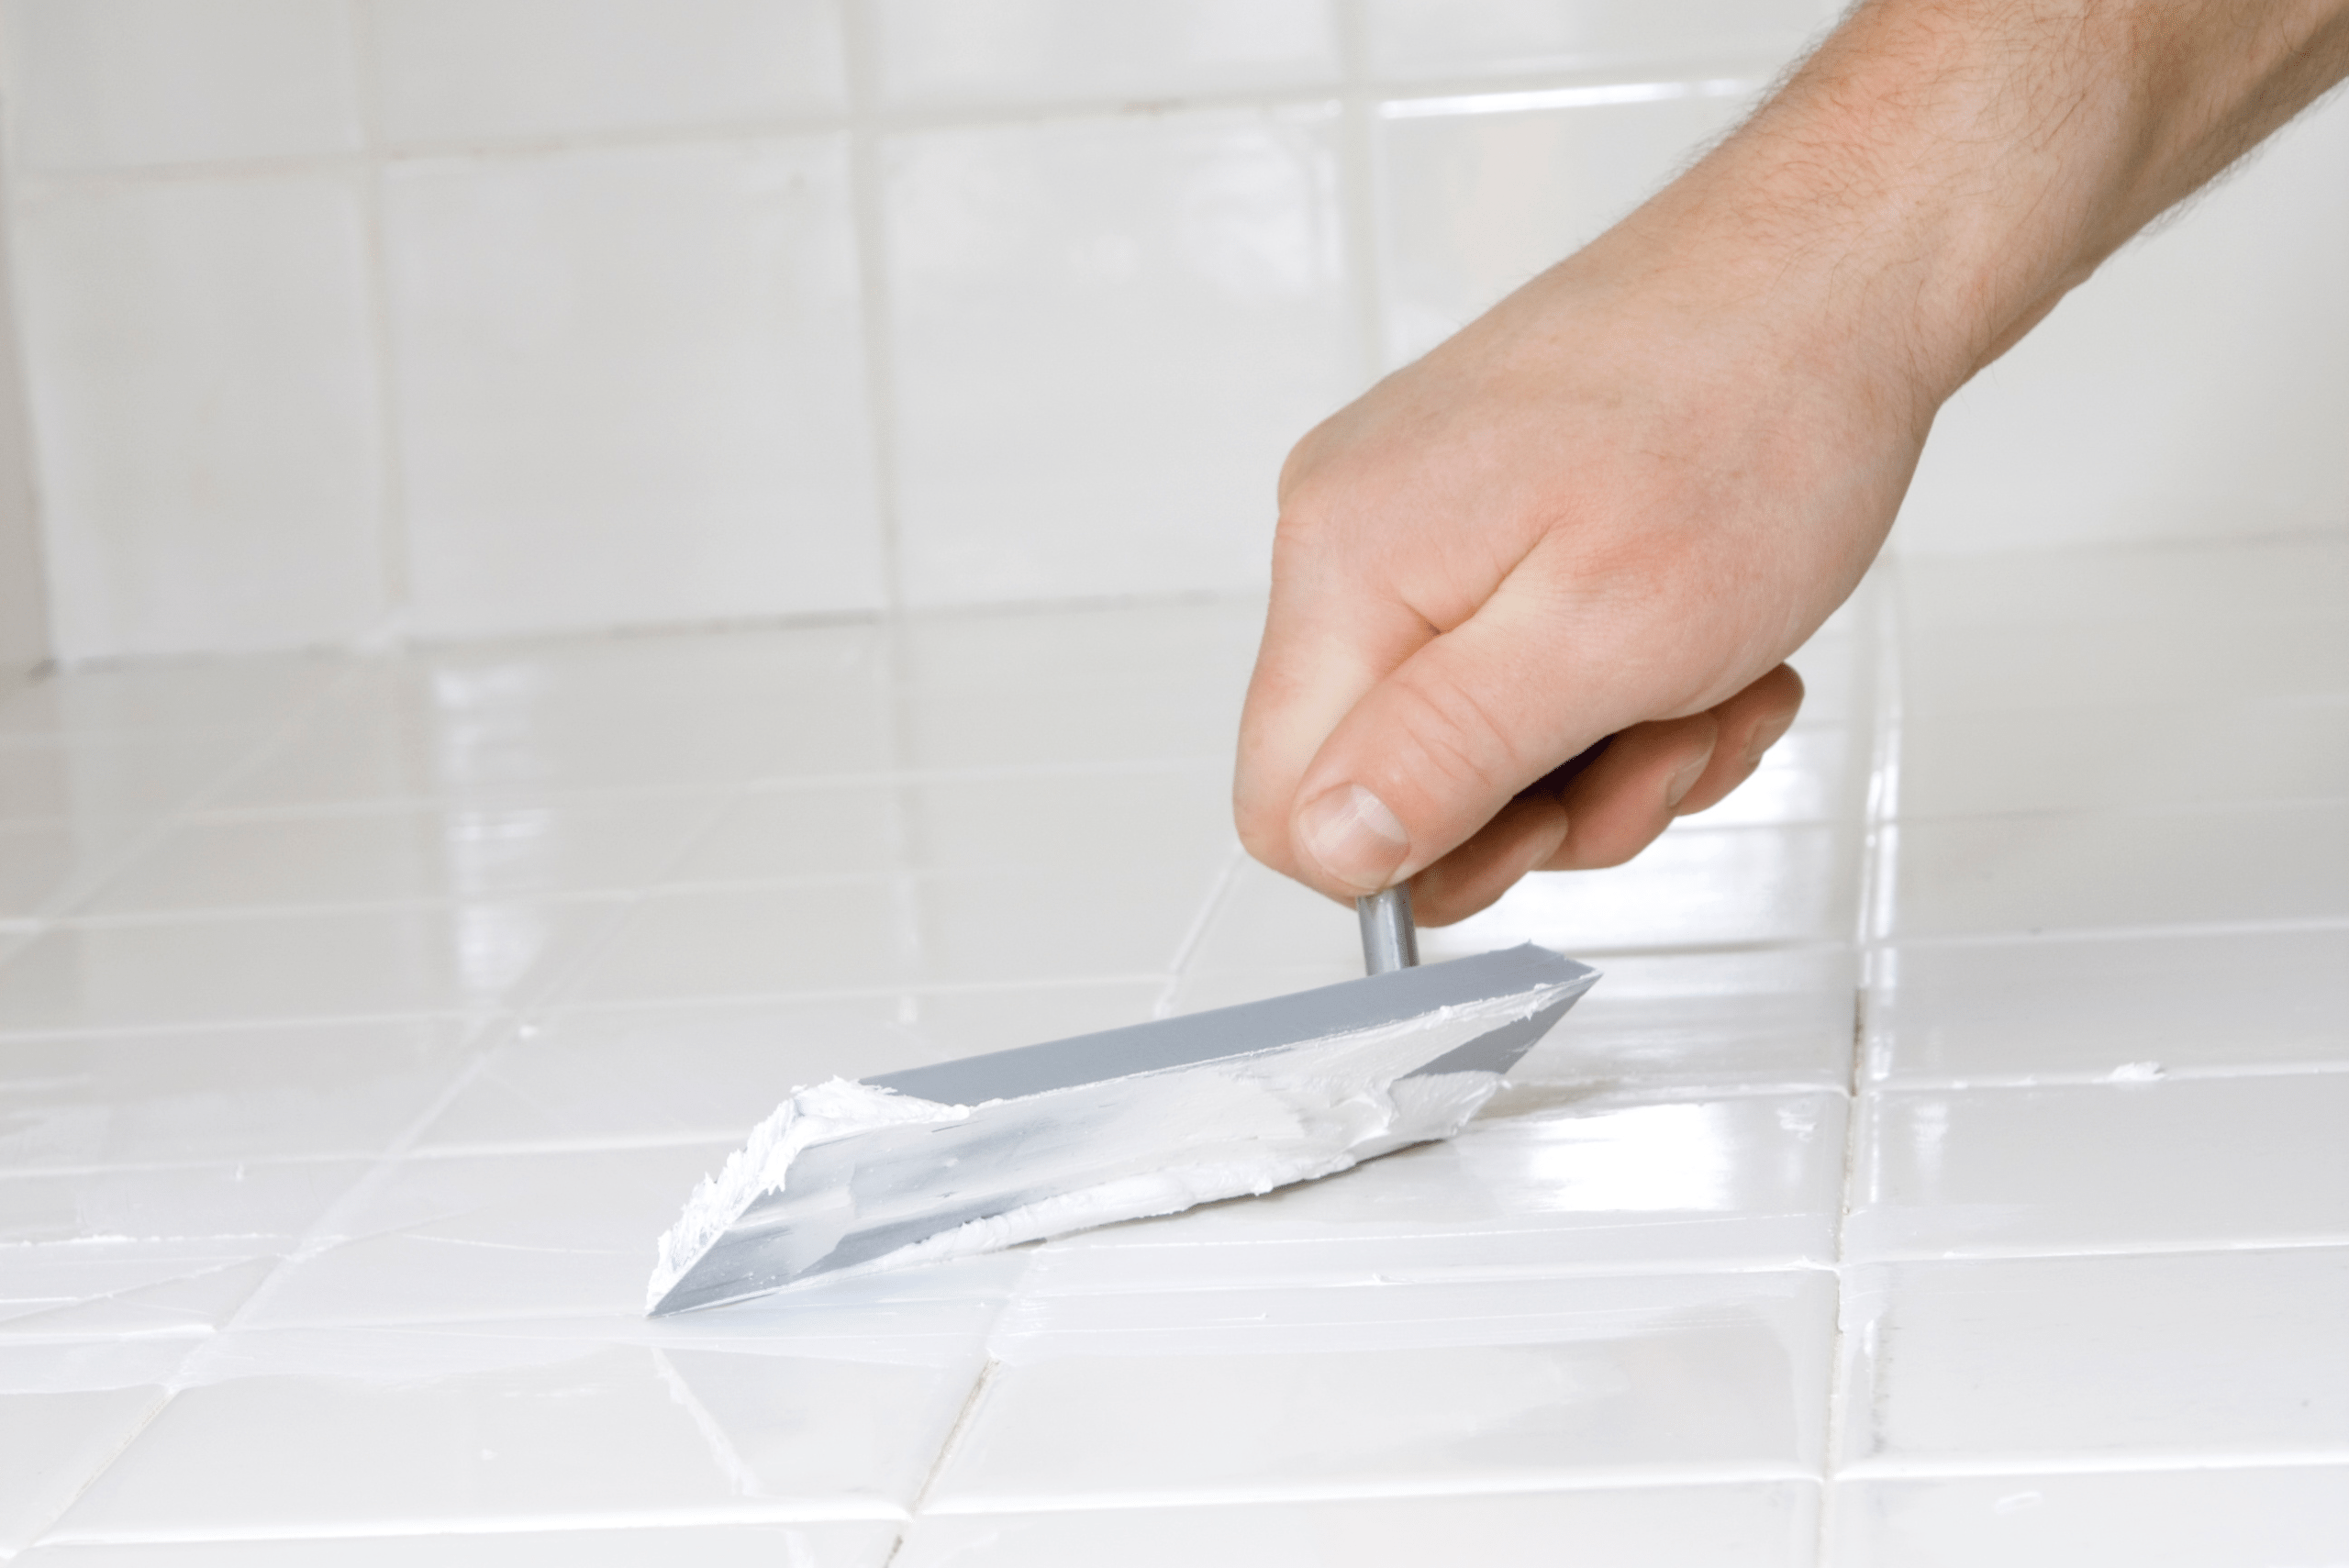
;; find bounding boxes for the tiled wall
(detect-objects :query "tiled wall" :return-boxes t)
[1,0,2343,662]
[0,155,44,677]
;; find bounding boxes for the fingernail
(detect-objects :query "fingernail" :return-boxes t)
[1664,753,1710,810]
[1297,784,1411,893]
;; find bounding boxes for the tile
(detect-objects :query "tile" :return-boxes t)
[239,1142,731,1326]
[11,175,387,661]
[674,765,1234,884]
[384,135,884,639]
[1900,616,2349,717]
[1894,537,2349,633]
[1838,1249,2349,1466]
[1889,802,2349,938]
[1848,1075,2349,1259]
[564,857,1224,1005]
[44,1333,979,1539]
[1896,695,2349,818]
[217,628,895,808]
[895,600,1260,772]
[1896,95,2349,555]
[1829,1465,2349,1568]
[874,0,1338,108]
[885,109,1356,606]
[1375,87,1757,365]
[1865,927,2349,1084]
[77,797,720,916]
[0,902,607,1033]
[0,659,332,741]
[903,1483,1818,1566]
[0,1159,367,1340]
[0,0,362,170]
[0,818,110,918]
[415,983,1162,1151]
[933,1270,1834,1506]
[1424,824,1859,957]
[0,1018,477,1170]
[0,736,262,831]
[1025,1090,1846,1290]
[1363,0,1836,82]
[0,1386,170,1553]
[370,0,847,147]
[17,1523,903,1566]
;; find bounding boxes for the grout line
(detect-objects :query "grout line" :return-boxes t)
[1831,1449,2349,1482]
[1152,842,1247,1017]
[907,1357,1001,1519]
[841,0,910,621]
[918,1465,1823,1516]
[1865,914,2349,951]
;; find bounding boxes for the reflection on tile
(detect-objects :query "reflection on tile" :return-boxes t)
[904,1484,1818,1566]
[0,735,258,830]
[1891,803,2348,938]
[1901,616,2349,717]
[1427,825,1857,956]
[2,0,362,170]
[875,0,1338,107]
[1838,1249,2349,1465]
[417,984,1162,1151]
[938,1271,1833,1506]
[0,902,607,1032]
[0,1385,171,1552]
[885,110,1354,605]
[1514,947,1857,1090]
[1866,927,2349,1083]
[1363,0,1833,82]
[1375,89,1755,364]
[1849,1076,2349,1259]
[372,0,848,146]
[1028,1091,1846,1289]
[242,1143,729,1326]
[1829,1465,2349,1568]
[46,1337,978,1540]
[79,798,720,915]
[0,1018,476,1170]
[13,174,387,660]
[386,136,883,639]
[1898,697,2349,818]
[17,1522,904,1566]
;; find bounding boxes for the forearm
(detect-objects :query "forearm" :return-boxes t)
[1605,0,2349,409]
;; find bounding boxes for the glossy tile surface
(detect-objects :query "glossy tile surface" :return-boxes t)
[5,540,2343,1556]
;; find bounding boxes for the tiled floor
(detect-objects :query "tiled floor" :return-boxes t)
[2,539,2343,1564]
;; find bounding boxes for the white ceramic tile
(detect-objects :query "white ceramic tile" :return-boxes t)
[874,0,1338,108]
[1375,88,1755,365]
[78,798,719,916]
[675,766,1234,885]
[0,0,361,170]
[17,1524,904,1566]
[1026,1090,1845,1290]
[933,1270,1834,1507]
[1900,615,2349,717]
[1829,1465,2349,1568]
[1866,927,2349,1084]
[385,135,884,639]
[0,1018,477,1170]
[0,902,607,1033]
[45,1331,979,1538]
[239,1142,734,1325]
[1363,0,1835,82]
[0,818,109,917]
[885,109,1356,606]
[370,0,847,147]
[1848,1075,2349,1260]
[1890,802,2348,939]
[215,627,895,809]
[12,176,387,661]
[1838,1249,2349,1467]
[903,1484,1818,1566]
[0,659,331,741]
[896,600,1261,773]
[1424,824,1859,957]
[416,983,1162,1151]
[0,1385,171,1552]
[564,857,1225,1005]
[1898,95,2349,555]
[1897,696,2349,819]
[1894,538,2349,633]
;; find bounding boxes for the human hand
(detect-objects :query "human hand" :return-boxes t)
[1233,226,1929,926]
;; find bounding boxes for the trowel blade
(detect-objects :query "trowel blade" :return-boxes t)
[647,943,1598,1316]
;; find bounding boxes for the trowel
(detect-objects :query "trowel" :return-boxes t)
[647,883,1599,1316]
